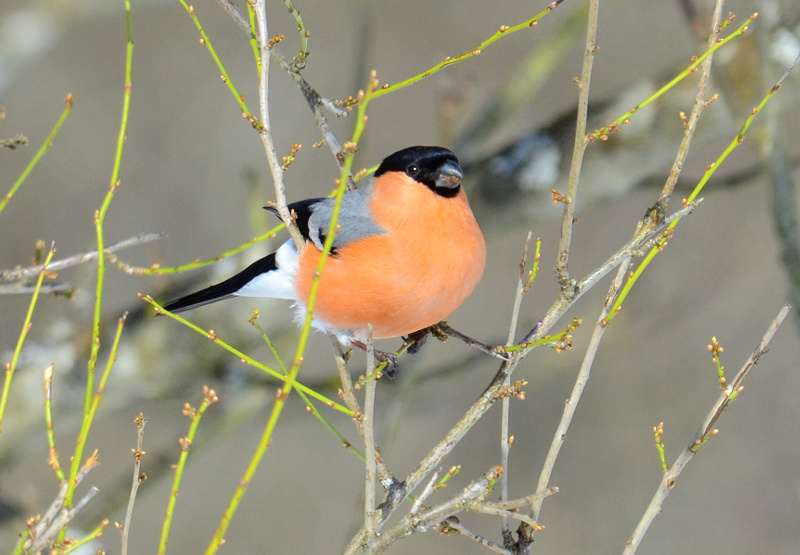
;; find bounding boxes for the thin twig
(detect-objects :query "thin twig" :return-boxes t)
[434,322,509,361]
[530,257,630,524]
[555,0,600,290]
[442,518,513,555]
[409,470,439,516]
[0,232,163,284]
[0,244,56,436]
[660,0,725,204]
[24,452,100,552]
[328,337,394,485]
[121,413,146,555]
[252,0,304,249]
[214,0,350,178]
[43,364,65,483]
[500,232,533,537]
[520,200,700,345]
[214,0,249,34]
[623,305,790,553]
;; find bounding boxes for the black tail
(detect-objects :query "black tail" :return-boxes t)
[161,253,278,314]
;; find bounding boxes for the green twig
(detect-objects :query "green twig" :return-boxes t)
[177,1,256,125]
[653,422,668,472]
[247,2,260,74]
[344,0,567,106]
[112,225,284,276]
[63,519,109,554]
[281,0,309,67]
[503,318,581,354]
[144,295,351,414]
[64,0,134,522]
[160,387,219,555]
[0,95,73,216]
[250,313,365,461]
[606,60,792,321]
[0,245,56,436]
[589,13,758,141]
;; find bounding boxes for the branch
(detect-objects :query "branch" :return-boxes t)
[252,0,304,249]
[624,304,790,553]
[22,451,100,552]
[214,0,351,179]
[555,0,599,290]
[121,413,146,555]
[0,232,163,284]
[530,257,630,523]
[659,0,725,204]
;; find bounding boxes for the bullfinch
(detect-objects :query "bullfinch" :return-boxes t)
[162,145,486,355]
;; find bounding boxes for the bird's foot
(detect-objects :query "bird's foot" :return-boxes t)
[403,323,451,355]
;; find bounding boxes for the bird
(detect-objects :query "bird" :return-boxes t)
[161,146,486,366]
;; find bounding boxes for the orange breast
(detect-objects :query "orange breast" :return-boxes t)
[293,174,486,339]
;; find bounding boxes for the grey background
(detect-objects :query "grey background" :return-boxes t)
[1,0,799,553]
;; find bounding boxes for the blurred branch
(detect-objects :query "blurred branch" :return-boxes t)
[0,232,162,286]
[20,452,100,553]
[0,94,72,217]
[624,305,790,553]
[0,245,55,436]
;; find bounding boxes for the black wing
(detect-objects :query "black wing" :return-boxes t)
[161,253,278,314]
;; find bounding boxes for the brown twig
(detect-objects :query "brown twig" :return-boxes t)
[530,257,630,524]
[659,0,724,204]
[214,0,352,184]
[252,0,304,249]
[555,0,600,291]
[121,413,146,555]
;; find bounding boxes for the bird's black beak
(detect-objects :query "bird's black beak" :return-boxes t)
[434,159,463,190]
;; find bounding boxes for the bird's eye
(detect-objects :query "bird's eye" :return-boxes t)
[406,164,420,177]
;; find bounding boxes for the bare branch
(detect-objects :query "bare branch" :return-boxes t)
[24,452,100,551]
[252,0,304,249]
[440,518,513,555]
[121,413,147,555]
[624,305,790,553]
[0,232,163,284]
[530,257,630,522]
[659,0,724,204]
[555,0,600,290]
[363,326,378,541]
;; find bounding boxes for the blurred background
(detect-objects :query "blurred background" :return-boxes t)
[1,0,799,553]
